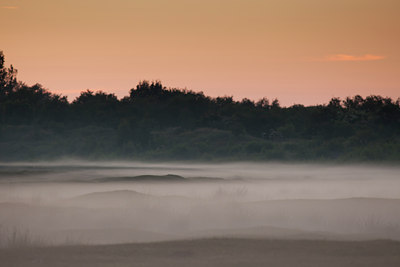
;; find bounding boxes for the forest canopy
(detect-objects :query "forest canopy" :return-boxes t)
[0,51,399,161]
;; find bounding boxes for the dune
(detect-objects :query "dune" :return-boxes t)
[66,189,197,207]
[48,228,177,244]
[71,189,150,200]
[187,225,326,239]
[94,174,225,183]
[95,174,187,182]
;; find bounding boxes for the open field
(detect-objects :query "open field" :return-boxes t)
[1,162,400,266]
[1,162,400,246]
[1,238,400,267]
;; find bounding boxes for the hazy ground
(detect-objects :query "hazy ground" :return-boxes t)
[2,238,400,267]
[0,161,399,265]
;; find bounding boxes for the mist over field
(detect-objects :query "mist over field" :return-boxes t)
[2,0,400,265]
[1,161,399,247]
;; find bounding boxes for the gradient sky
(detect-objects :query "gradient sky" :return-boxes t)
[1,0,399,106]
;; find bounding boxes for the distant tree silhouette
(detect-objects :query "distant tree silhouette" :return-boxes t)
[129,80,164,99]
[0,51,18,97]
[0,51,399,161]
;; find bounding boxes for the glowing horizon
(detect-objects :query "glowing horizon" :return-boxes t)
[1,0,399,106]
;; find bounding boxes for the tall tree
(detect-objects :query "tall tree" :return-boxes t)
[0,51,18,96]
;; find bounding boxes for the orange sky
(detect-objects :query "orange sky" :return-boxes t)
[1,0,399,106]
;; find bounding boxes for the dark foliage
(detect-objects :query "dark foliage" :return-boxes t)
[0,51,399,161]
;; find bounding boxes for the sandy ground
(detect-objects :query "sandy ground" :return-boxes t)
[1,238,400,267]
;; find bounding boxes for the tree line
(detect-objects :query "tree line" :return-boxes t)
[1,51,399,161]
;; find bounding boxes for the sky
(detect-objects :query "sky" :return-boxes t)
[0,0,399,106]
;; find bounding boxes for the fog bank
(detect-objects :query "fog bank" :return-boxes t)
[0,161,399,246]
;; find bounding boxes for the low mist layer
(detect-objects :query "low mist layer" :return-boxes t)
[1,161,400,247]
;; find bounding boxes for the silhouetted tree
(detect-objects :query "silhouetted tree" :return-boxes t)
[0,51,399,161]
[0,51,18,98]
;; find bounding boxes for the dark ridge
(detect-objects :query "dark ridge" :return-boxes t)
[96,174,186,182]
